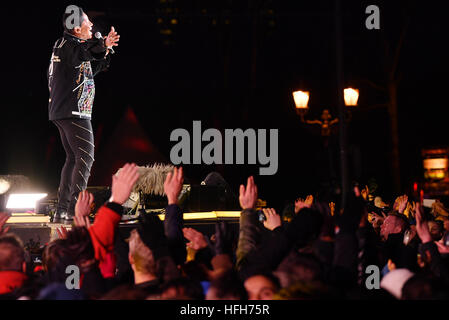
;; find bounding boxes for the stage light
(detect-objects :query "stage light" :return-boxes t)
[292,91,310,109]
[344,88,359,106]
[0,178,11,195]
[6,193,48,210]
[157,211,241,221]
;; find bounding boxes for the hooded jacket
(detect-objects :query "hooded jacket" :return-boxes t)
[0,271,28,295]
[48,32,111,121]
[88,202,123,278]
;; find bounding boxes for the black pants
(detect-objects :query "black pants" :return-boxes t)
[53,119,94,215]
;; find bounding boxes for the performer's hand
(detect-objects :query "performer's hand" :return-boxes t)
[105,26,120,48]
[110,163,139,205]
[164,167,184,205]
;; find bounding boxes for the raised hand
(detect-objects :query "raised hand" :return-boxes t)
[354,185,361,197]
[295,195,313,213]
[369,211,386,228]
[404,201,416,219]
[105,26,120,48]
[329,202,336,216]
[75,190,94,218]
[183,227,208,251]
[435,240,449,254]
[164,167,184,205]
[361,185,369,201]
[110,163,140,205]
[396,195,408,214]
[432,200,449,217]
[74,215,91,229]
[415,203,432,243]
[239,176,258,210]
[262,208,282,231]
[0,212,11,235]
[56,226,68,239]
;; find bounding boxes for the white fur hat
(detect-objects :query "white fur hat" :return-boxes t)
[380,268,414,299]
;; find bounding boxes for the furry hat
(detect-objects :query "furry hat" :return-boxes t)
[380,268,414,299]
[115,163,174,196]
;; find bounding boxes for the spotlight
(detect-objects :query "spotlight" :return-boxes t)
[0,178,11,194]
[6,193,48,211]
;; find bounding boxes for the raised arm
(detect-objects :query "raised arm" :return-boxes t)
[88,163,139,263]
[163,167,186,265]
[415,203,449,283]
[236,176,263,270]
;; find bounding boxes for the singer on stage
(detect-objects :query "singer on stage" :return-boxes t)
[48,5,120,222]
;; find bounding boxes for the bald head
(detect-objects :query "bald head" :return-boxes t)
[380,215,407,240]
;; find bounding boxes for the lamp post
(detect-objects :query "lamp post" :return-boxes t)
[293,88,359,203]
[293,88,359,136]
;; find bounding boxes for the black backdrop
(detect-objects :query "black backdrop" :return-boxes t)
[1,0,448,210]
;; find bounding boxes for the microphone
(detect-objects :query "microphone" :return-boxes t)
[95,32,115,54]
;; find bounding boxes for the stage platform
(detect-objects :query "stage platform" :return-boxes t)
[6,211,241,248]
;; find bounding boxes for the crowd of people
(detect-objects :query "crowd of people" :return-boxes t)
[1,164,449,300]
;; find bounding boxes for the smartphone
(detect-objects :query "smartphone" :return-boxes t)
[257,210,266,222]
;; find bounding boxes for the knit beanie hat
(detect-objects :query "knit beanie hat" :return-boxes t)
[136,212,170,260]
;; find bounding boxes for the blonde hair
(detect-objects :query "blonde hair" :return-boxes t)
[129,229,156,275]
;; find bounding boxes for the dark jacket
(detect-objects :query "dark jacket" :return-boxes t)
[164,204,187,266]
[48,32,110,121]
[236,208,323,280]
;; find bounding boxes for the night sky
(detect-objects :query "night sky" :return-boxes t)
[1,0,447,210]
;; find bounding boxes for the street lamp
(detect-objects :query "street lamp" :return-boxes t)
[344,88,359,107]
[293,88,359,137]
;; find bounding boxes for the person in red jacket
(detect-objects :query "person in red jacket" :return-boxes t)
[41,163,139,297]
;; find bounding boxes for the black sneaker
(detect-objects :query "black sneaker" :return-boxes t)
[64,212,75,223]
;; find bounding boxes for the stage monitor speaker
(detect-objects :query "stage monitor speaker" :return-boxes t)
[183,185,239,212]
[86,186,111,213]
